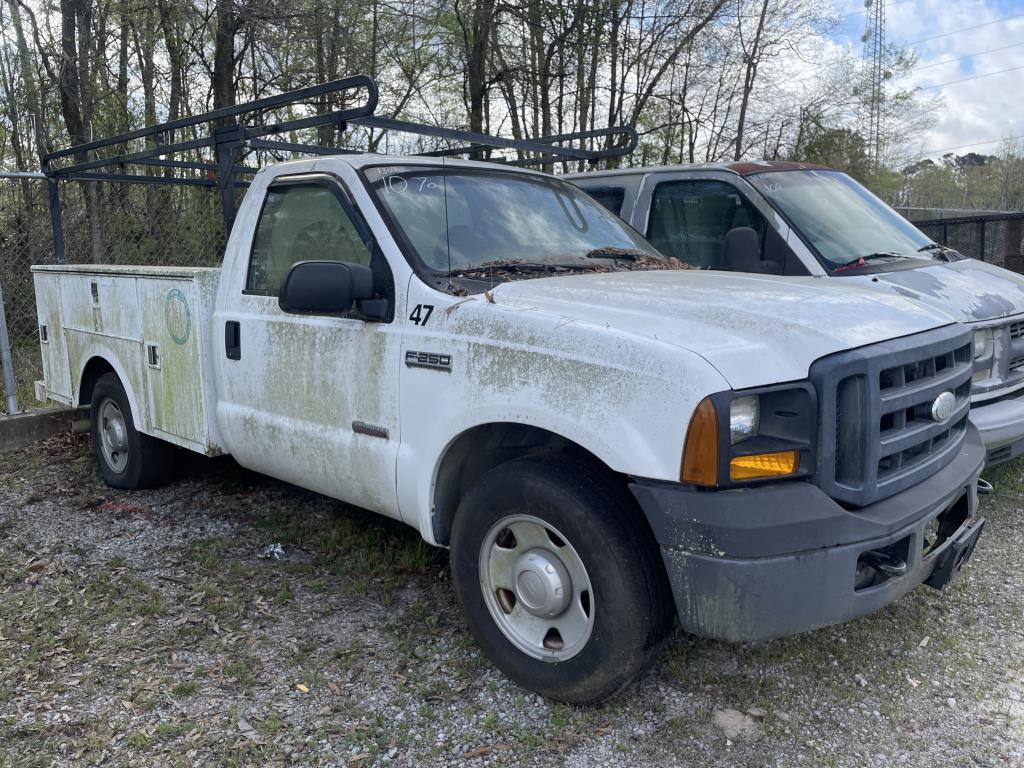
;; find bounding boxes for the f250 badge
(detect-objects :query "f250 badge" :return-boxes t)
[405,350,452,372]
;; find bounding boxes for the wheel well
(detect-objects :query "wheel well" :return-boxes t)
[78,357,116,407]
[432,423,611,545]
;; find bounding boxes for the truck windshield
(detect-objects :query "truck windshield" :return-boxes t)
[363,165,666,277]
[747,170,933,269]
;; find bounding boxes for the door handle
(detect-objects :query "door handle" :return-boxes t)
[225,321,241,360]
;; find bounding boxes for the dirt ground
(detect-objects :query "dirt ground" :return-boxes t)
[2,433,1023,768]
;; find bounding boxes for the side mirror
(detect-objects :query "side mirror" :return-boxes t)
[279,261,375,315]
[723,227,780,274]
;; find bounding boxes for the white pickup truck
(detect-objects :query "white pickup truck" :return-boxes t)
[569,163,1024,467]
[34,155,985,703]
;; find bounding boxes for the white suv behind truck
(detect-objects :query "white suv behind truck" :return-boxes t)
[34,156,985,702]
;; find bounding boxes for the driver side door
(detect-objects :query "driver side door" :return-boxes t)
[215,173,402,518]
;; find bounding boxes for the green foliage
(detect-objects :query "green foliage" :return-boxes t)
[797,126,872,180]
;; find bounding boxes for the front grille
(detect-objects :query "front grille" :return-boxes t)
[812,325,973,507]
[1009,320,1024,340]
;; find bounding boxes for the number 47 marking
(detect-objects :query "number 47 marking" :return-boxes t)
[409,304,434,326]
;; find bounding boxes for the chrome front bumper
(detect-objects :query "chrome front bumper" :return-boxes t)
[970,393,1024,465]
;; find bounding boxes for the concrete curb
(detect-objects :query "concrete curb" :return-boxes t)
[0,407,89,453]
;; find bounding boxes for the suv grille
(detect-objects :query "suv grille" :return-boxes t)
[812,325,973,507]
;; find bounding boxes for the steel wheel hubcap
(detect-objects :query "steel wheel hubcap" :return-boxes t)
[98,398,129,473]
[480,514,595,661]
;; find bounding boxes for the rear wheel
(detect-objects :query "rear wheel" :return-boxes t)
[90,373,173,489]
[450,455,673,704]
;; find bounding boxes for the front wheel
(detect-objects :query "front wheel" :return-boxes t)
[90,372,173,490]
[450,455,673,704]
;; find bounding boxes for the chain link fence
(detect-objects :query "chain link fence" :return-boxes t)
[4,172,1024,416]
[911,212,1024,271]
[0,175,232,414]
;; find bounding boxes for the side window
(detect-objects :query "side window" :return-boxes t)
[247,182,372,295]
[647,180,766,270]
[583,185,626,217]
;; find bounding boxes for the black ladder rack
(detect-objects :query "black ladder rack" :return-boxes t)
[40,74,637,263]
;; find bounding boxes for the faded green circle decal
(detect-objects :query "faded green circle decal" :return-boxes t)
[165,288,192,345]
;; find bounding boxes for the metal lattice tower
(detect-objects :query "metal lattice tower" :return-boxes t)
[862,0,886,170]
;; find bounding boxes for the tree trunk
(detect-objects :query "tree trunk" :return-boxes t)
[733,0,770,161]
[213,0,237,123]
[467,0,496,134]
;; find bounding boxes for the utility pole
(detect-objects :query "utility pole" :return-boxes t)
[862,0,886,172]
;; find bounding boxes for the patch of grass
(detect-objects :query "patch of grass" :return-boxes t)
[171,681,200,697]
[125,730,152,749]
[274,579,294,605]
[223,655,262,689]
[155,721,191,740]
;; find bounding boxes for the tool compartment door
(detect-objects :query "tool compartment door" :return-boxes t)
[32,271,74,403]
[138,278,209,449]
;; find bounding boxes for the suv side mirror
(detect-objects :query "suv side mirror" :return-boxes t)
[723,227,780,274]
[279,261,376,315]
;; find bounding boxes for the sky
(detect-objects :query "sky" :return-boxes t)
[830,0,1024,159]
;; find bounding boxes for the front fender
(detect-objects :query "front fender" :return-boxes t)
[395,309,731,541]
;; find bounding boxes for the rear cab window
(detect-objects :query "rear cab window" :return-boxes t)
[582,186,627,217]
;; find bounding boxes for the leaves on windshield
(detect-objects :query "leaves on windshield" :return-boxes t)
[585,246,652,260]
[451,254,692,283]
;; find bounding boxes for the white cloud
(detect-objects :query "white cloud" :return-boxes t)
[842,0,1024,157]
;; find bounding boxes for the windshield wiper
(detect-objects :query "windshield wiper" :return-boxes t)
[833,252,909,273]
[585,246,653,260]
[917,242,963,262]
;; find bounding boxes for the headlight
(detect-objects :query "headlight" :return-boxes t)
[681,385,815,487]
[973,328,994,383]
[730,396,759,444]
[974,328,993,361]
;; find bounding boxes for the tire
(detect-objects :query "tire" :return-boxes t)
[90,372,174,490]
[449,454,673,704]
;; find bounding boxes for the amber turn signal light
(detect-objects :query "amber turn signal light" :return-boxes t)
[729,450,799,481]
[681,397,719,486]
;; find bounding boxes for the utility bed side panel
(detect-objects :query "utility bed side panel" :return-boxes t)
[31,265,224,455]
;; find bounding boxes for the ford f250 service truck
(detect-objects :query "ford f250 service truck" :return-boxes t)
[34,155,986,703]
[569,163,1024,467]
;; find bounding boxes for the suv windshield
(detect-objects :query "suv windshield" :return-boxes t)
[747,170,933,269]
[363,165,671,281]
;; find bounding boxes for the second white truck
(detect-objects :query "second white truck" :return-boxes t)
[569,162,1024,467]
[34,153,986,703]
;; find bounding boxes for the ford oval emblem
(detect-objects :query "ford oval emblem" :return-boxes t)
[931,391,956,423]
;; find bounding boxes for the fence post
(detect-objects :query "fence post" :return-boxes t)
[47,177,66,264]
[978,220,986,262]
[1007,217,1024,274]
[0,282,21,415]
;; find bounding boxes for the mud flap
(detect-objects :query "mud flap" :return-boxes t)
[925,518,985,590]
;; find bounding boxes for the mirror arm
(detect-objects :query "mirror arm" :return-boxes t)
[356,298,390,322]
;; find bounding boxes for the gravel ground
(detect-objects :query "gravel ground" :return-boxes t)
[2,433,1023,767]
